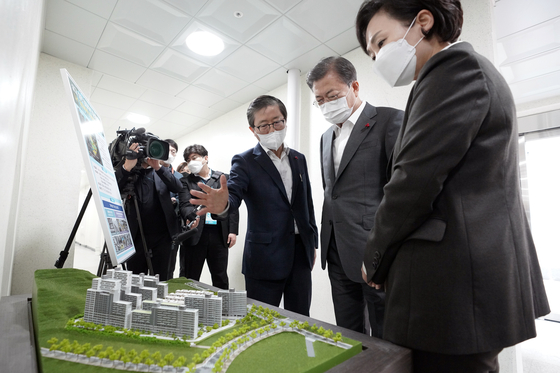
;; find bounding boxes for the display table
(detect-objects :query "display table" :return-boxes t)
[0,294,39,373]
[2,270,411,373]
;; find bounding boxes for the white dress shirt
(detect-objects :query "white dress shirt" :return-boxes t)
[261,143,299,234]
[332,100,367,175]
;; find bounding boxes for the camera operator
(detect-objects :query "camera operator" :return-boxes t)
[116,142,187,280]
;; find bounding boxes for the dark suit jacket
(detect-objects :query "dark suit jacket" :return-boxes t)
[178,170,239,247]
[320,102,402,283]
[227,143,318,281]
[115,165,182,239]
[363,42,550,354]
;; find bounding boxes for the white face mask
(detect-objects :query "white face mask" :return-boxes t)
[373,16,424,87]
[258,127,286,151]
[187,159,203,174]
[166,154,175,164]
[320,90,353,125]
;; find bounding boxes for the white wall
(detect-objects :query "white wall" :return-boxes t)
[10,53,93,295]
[0,0,44,297]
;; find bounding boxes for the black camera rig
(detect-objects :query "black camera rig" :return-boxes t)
[108,127,170,170]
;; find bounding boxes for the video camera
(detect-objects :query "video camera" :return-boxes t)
[109,127,170,170]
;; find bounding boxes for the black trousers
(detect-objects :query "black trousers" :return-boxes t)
[412,349,502,373]
[127,230,172,281]
[183,224,229,290]
[327,231,385,337]
[245,234,312,316]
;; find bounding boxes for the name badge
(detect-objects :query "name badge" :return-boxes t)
[205,212,217,225]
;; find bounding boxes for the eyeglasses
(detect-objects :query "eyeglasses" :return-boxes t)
[312,89,351,108]
[254,119,286,134]
[169,148,177,155]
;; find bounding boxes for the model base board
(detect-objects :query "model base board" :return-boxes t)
[33,269,361,373]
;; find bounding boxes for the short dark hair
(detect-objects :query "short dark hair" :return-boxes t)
[183,144,208,162]
[246,95,287,128]
[164,139,178,151]
[356,0,463,55]
[306,56,357,90]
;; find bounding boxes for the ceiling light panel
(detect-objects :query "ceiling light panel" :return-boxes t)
[127,101,172,121]
[197,0,280,43]
[46,0,107,47]
[264,0,302,13]
[228,84,268,105]
[136,69,189,95]
[139,89,185,110]
[175,101,222,120]
[171,21,240,66]
[193,69,249,97]
[252,67,289,91]
[247,17,320,65]
[88,50,147,82]
[325,27,361,56]
[42,30,94,67]
[97,75,147,99]
[508,70,560,104]
[91,71,103,87]
[97,23,165,66]
[177,85,224,107]
[162,0,209,16]
[111,0,191,45]
[287,0,364,43]
[216,46,280,83]
[210,97,244,114]
[284,44,338,73]
[66,0,118,19]
[152,49,211,83]
[91,87,136,110]
[160,110,201,126]
[90,102,127,121]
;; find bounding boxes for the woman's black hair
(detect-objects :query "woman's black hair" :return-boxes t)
[356,0,463,55]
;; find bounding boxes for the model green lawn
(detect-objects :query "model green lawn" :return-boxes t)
[34,269,360,373]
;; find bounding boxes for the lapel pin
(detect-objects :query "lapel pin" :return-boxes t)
[295,156,298,159]
[365,123,370,128]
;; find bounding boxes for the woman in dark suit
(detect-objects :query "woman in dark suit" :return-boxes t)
[355,1,550,372]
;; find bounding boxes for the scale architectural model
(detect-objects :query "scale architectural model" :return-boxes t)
[36,268,361,373]
[84,269,246,339]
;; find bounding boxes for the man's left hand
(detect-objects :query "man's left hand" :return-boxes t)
[227,233,237,248]
[362,266,383,290]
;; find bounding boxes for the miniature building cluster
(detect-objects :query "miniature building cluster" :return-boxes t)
[83,269,247,339]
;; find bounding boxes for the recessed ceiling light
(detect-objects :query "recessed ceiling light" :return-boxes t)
[186,31,225,56]
[126,113,150,124]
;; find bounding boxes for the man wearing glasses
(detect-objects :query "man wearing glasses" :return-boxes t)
[306,56,403,337]
[190,95,318,316]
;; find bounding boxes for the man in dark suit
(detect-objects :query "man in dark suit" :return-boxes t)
[178,144,239,290]
[189,95,318,316]
[306,56,403,337]
[116,141,182,280]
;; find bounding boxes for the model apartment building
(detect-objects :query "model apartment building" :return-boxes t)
[83,269,247,339]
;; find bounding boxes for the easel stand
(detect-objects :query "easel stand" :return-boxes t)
[55,188,153,277]
[124,193,154,276]
[55,189,93,269]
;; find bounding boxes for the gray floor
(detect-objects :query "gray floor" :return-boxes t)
[73,244,560,373]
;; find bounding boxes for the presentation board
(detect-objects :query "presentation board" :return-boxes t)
[60,68,136,265]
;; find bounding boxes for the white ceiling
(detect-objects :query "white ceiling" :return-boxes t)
[42,0,364,140]
[494,0,560,105]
